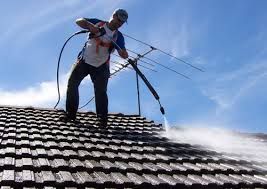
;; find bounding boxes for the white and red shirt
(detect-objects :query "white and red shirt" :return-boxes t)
[82,18,126,67]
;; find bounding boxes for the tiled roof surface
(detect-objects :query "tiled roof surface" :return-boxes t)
[0,105,266,188]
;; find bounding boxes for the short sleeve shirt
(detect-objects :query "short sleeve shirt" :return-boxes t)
[82,18,125,67]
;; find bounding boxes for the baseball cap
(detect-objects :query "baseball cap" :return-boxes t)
[114,8,128,23]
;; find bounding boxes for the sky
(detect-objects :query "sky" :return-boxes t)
[1,0,267,133]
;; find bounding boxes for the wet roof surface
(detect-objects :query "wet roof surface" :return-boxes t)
[0,105,266,188]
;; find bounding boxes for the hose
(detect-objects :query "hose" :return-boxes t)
[54,30,89,109]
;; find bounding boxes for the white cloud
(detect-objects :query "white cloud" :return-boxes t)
[0,59,130,109]
[170,23,190,58]
[1,0,126,47]
[62,0,82,6]
[193,56,208,66]
[0,73,68,108]
[0,1,79,43]
[201,60,267,111]
[145,13,190,62]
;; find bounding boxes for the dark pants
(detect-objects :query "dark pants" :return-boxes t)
[66,59,110,120]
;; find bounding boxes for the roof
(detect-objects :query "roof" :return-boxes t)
[0,105,267,188]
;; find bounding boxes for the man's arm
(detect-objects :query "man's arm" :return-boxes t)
[76,18,99,34]
[116,32,128,59]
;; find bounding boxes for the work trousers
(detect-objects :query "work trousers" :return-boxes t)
[66,59,109,119]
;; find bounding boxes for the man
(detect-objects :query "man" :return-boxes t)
[63,9,129,126]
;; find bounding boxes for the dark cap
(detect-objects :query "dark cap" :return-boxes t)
[113,8,128,23]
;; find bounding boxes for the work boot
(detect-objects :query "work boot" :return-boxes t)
[59,111,76,122]
[99,118,107,127]
[96,116,107,127]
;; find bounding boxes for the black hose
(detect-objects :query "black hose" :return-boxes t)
[128,59,159,100]
[54,30,89,109]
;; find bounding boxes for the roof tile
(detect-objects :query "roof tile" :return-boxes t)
[0,105,266,188]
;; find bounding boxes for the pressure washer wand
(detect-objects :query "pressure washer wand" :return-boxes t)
[128,58,165,115]
[128,59,159,100]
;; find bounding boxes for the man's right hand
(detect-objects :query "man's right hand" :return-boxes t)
[89,27,106,39]
[89,25,100,34]
[76,18,99,33]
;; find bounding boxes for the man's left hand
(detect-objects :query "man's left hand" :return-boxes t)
[118,49,128,59]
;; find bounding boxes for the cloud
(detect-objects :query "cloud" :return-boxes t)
[0,73,68,108]
[1,0,126,47]
[201,60,267,111]
[62,0,82,6]
[193,56,208,66]
[145,10,190,62]
[0,59,129,110]
[0,1,80,44]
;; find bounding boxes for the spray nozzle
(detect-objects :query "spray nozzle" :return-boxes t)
[160,106,165,115]
[158,100,165,115]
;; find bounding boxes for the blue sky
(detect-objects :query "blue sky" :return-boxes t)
[1,0,267,133]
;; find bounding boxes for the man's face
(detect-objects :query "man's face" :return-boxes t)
[111,14,125,29]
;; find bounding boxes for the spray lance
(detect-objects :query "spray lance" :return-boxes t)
[128,58,165,115]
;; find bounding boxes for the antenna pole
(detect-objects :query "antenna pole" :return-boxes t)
[133,47,155,115]
[135,61,141,116]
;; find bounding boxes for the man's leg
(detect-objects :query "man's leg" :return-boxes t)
[90,63,110,125]
[66,60,89,120]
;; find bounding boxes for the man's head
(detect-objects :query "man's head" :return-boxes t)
[109,8,128,30]
[113,8,128,23]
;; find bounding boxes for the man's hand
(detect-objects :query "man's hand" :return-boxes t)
[98,27,106,36]
[118,49,128,59]
[76,18,99,34]
[89,26,100,34]
[89,27,106,39]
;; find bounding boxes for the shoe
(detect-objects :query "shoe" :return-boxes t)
[96,117,107,127]
[59,112,76,122]
[96,114,108,127]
